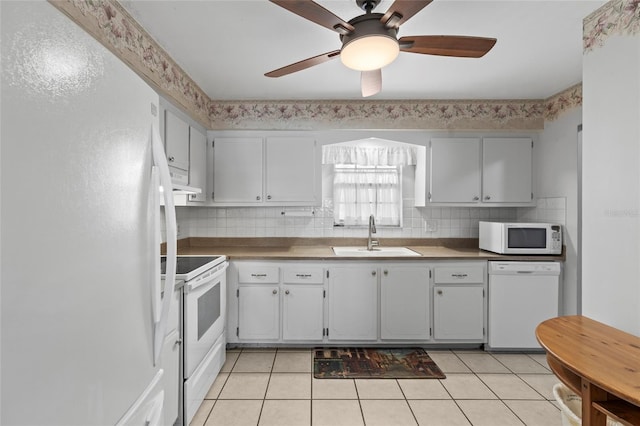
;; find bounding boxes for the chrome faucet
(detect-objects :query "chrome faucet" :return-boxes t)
[367,214,379,251]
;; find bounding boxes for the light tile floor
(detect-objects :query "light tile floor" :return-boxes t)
[191,348,564,426]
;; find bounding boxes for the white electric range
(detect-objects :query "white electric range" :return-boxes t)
[161,255,228,426]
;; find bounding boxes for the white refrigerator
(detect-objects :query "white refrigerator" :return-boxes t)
[1,1,178,424]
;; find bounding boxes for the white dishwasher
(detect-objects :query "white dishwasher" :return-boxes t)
[487,262,561,350]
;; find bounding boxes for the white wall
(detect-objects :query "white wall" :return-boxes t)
[519,108,581,315]
[582,34,640,335]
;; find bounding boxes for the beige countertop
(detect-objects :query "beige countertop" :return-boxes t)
[172,237,565,262]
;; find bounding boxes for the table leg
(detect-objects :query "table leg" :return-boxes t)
[582,379,608,426]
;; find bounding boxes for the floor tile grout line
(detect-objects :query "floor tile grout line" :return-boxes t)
[395,378,420,426]
[254,349,278,426]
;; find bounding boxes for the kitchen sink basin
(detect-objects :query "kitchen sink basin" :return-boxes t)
[332,246,421,257]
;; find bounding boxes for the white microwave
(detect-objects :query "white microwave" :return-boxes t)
[479,221,562,255]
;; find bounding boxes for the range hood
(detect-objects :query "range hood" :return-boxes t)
[170,183,202,195]
[160,184,202,207]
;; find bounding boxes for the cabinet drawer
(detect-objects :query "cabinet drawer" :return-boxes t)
[283,267,323,284]
[434,266,484,284]
[238,266,280,283]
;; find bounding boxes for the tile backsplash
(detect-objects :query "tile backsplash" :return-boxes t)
[517,197,567,225]
[176,202,519,239]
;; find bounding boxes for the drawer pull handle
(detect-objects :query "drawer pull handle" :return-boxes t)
[451,274,468,278]
[251,273,268,278]
[295,274,312,278]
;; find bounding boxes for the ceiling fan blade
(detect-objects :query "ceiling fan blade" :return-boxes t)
[399,35,497,58]
[269,0,354,35]
[381,0,433,29]
[361,69,381,97]
[265,50,341,78]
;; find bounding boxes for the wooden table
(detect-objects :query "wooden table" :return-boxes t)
[536,315,640,426]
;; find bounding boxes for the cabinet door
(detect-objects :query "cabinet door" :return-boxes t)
[282,285,324,341]
[380,266,430,340]
[433,286,484,340]
[164,110,190,172]
[429,138,481,203]
[188,127,207,202]
[238,285,279,340]
[212,137,263,203]
[482,138,533,203]
[265,137,318,203]
[161,329,180,425]
[327,267,377,340]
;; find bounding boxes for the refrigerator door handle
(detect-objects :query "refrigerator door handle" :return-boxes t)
[151,124,177,366]
[150,166,162,325]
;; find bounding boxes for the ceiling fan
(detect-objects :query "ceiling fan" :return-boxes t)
[264,0,497,97]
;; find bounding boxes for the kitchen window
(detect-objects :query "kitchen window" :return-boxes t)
[323,138,417,228]
[333,164,402,227]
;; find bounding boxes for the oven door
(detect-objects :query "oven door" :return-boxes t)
[183,262,228,378]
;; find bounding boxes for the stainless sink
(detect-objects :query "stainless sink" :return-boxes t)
[332,246,421,257]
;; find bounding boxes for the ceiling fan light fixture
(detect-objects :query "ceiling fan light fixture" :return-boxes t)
[341,35,399,71]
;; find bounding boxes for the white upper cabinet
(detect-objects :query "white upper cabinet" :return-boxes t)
[212,137,263,203]
[423,136,534,206]
[482,137,533,203]
[429,138,481,203]
[265,137,318,203]
[211,135,319,206]
[188,127,207,202]
[164,110,190,173]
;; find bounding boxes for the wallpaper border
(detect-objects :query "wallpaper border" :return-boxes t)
[584,0,640,53]
[48,0,211,128]
[50,0,583,131]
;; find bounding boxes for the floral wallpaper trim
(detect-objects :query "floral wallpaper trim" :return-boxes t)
[48,0,211,128]
[584,0,640,53]
[50,0,580,131]
[543,83,583,122]
[208,99,546,130]
[208,86,580,130]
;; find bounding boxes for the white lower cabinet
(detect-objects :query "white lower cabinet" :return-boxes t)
[327,266,378,341]
[161,287,181,425]
[229,260,488,346]
[282,265,325,341]
[433,286,484,340]
[234,262,324,343]
[237,264,280,340]
[238,285,280,340]
[432,263,487,342]
[380,266,430,340]
[282,285,324,341]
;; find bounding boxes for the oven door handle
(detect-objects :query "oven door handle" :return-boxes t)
[151,123,177,366]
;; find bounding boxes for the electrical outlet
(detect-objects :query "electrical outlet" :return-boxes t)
[425,220,438,232]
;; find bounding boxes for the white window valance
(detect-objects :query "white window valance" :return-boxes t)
[322,145,417,166]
